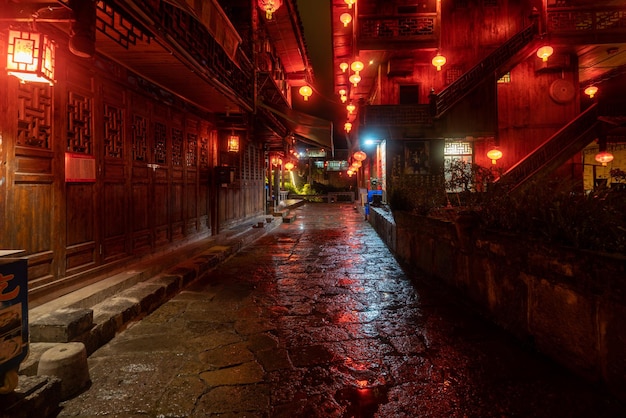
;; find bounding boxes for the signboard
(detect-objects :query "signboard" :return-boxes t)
[65,152,96,182]
[0,258,28,391]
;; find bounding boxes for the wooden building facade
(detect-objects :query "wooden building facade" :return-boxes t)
[331,0,626,197]
[0,0,318,305]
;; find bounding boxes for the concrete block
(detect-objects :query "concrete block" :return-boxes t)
[29,308,94,343]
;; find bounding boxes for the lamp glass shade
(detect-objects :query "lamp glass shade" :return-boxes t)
[537,45,554,62]
[595,151,614,166]
[299,85,312,101]
[258,0,283,19]
[431,53,446,71]
[584,86,598,98]
[486,148,503,164]
[353,150,366,162]
[6,30,56,85]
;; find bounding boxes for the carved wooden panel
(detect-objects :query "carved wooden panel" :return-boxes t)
[104,104,124,158]
[132,114,148,161]
[67,91,93,154]
[172,128,183,166]
[17,83,52,148]
[154,121,167,164]
[66,183,96,273]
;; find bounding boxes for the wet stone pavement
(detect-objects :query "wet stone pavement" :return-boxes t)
[58,204,625,417]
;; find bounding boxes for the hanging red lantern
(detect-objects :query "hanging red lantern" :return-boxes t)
[299,85,313,101]
[258,0,283,19]
[6,29,56,85]
[284,161,295,171]
[353,150,366,162]
[595,151,614,166]
[537,45,554,62]
[486,148,503,165]
[584,86,598,98]
[431,53,446,71]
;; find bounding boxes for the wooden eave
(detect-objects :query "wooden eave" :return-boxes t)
[4,0,256,114]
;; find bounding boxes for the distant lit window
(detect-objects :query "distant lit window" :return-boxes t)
[497,72,511,83]
[444,140,473,192]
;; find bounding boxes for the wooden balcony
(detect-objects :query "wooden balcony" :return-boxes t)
[547,5,626,43]
[357,13,439,51]
[360,105,434,127]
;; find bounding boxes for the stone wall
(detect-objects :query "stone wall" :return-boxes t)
[370,208,626,401]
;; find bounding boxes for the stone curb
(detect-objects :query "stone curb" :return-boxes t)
[5,213,287,418]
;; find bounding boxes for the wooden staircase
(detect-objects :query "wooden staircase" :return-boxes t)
[431,20,540,119]
[495,103,600,192]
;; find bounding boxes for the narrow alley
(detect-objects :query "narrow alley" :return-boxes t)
[57,204,625,417]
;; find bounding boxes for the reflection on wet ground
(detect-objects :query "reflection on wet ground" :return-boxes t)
[59,204,626,417]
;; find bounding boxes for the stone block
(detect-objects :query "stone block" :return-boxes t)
[0,375,62,418]
[29,308,94,343]
[37,343,90,400]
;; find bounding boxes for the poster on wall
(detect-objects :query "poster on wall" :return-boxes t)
[65,153,96,182]
[404,141,430,174]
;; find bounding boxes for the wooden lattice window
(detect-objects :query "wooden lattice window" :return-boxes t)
[154,122,167,164]
[104,104,123,158]
[186,133,197,167]
[132,114,147,161]
[17,83,52,148]
[172,128,183,166]
[67,91,93,154]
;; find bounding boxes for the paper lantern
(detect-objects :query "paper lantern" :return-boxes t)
[431,53,446,71]
[6,29,56,85]
[486,148,503,165]
[537,45,554,62]
[258,0,283,19]
[299,85,313,101]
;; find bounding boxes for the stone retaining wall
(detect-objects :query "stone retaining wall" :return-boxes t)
[369,208,626,401]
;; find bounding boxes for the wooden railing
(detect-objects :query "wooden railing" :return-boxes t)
[358,13,438,49]
[547,6,626,34]
[361,105,433,127]
[431,20,539,118]
[497,103,600,192]
[93,0,254,107]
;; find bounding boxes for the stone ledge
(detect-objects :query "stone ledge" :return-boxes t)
[0,375,62,418]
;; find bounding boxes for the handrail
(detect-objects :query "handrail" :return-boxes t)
[432,20,539,118]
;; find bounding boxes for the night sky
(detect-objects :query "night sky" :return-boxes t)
[296,0,348,150]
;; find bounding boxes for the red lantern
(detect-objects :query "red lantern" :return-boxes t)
[431,53,446,71]
[299,85,312,101]
[258,0,283,19]
[353,151,366,162]
[486,148,503,165]
[6,29,56,85]
[284,161,294,171]
[595,151,614,166]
